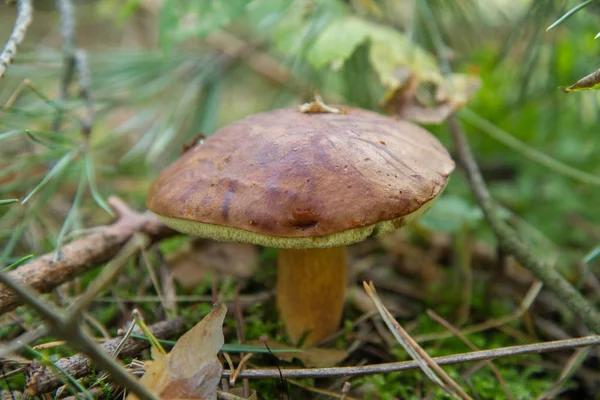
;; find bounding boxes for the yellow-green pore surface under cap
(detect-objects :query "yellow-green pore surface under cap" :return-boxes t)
[157,194,440,249]
[147,107,455,248]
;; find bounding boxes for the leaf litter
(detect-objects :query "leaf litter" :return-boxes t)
[167,239,258,291]
[128,303,226,400]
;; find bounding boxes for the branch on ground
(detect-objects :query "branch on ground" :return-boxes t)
[25,317,186,395]
[0,196,176,315]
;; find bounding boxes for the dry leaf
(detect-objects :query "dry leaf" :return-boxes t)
[383,70,481,124]
[248,340,347,368]
[298,92,343,114]
[168,239,258,291]
[561,68,600,92]
[128,303,227,400]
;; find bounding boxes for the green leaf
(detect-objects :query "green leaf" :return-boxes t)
[306,17,371,69]
[159,0,252,50]
[85,155,114,217]
[460,109,600,186]
[419,196,483,233]
[21,149,78,204]
[368,25,441,88]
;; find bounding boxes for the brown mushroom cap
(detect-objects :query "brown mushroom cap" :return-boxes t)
[147,107,455,248]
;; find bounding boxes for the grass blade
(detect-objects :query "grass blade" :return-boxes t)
[53,169,87,261]
[547,0,596,31]
[0,199,19,206]
[0,130,22,141]
[460,109,600,186]
[85,154,114,216]
[21,149,78,204]
[3,254,34,271]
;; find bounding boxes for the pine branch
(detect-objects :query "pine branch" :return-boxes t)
[0,0,33,78]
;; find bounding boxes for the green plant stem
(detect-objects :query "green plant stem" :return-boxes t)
[447,114,600,333]
[460,109,600,186]
[0,271,159,400]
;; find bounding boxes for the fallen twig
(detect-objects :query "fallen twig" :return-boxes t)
[0,272,158,400]
[426,309,514,400]
[363,281,471,400]
[224,335,600,379]
[24,317,185,395]
[0,197,175,315]
[447,114,600,333]
[0,0,32,78]
[415,281,542,343]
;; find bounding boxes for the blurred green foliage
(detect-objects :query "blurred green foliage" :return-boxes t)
[1,0,600,398]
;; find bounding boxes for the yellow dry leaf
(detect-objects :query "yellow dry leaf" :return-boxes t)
[128,304,226,400]
[383,70,481,124]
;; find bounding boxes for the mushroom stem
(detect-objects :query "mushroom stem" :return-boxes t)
[277,246,347,345]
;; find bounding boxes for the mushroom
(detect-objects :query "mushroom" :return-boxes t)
[147,106,454,344]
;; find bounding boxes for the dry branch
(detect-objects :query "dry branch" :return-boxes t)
[224,335,600,379]
[0,0,32,78]
[25,317,186,395]
[447,115,600,333]
[0,197,176,315]
[0,267,158,400]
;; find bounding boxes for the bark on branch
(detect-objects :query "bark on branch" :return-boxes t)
[0,197,176,315]
[24,317,186,395]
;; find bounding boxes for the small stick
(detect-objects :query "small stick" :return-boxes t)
[233,288,250,396]
[363,281,471,400]
[426,309,514,400]
[230,353,254,385]
[223,335,600,379]
[0,0,33,78]
[415,281,542,343]
[340,381,351,400]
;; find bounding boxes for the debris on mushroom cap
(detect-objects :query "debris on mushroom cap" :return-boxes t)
[298,91,344,114]
[147,106,455,249]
